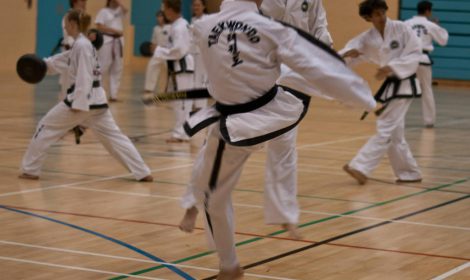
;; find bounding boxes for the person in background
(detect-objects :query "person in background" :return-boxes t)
[59,0,88,100]
[19,10,153,183]
[341,0,423,185]
[95,0,128,102]
[405,0,449,128]
[144,10,172,94]
[147,0,195,143]
[190,0,210,111]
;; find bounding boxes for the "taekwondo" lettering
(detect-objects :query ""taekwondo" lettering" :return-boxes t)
[208,20,260,47]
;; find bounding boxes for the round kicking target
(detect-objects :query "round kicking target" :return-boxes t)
[140,41,153,57]
[88,29,104,50]
[16,54,47,84]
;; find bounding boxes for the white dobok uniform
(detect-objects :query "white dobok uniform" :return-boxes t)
[148,17,195,141]
[144,24,171,93]
[340,19,423,181]
[20,34,151,180]
[405,15,449,126]
[190,14,210,110]
[58,13,75,100]
[258,0,333,226]
[187,0,376,270]
[95,6,126,100]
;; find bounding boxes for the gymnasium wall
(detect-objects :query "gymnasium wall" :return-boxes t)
[1,0,400,90]
[400,0,470,81]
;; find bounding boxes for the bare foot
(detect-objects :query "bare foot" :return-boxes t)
[179,206,199,233]
[217,266,244,280]
[166,137,189,143]
[18,173,39,180]
[343,164,367,185]
[138,175,154,182]
[282,223,302,239]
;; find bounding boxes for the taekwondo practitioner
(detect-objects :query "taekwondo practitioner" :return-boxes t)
[341,0,423,185]
[180,0,377,278]
[190,0,210,111]
[19,10,153,182]
[144,10,171,94]
[145,0,195,143]
[405,0,448,128]
[95,0,128,102]
[58,0,88,100]
[178,0,335,239]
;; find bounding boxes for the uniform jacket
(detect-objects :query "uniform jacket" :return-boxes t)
[260,0,332,45]
[45,34,107,111]
[405,15,449,65]
[186,0,375,146]
[153,17,194,74]
[340,19,423,102]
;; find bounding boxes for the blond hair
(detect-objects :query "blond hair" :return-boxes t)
[66,9,91,33]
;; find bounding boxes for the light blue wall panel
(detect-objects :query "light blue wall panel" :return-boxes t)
[400,0,470,80]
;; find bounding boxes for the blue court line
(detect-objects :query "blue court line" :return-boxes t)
[0,205,195,280]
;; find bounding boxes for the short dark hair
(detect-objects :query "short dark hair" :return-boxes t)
[359,0,389,17]
[417,1,433,14]
[164,0,181,14]
[156,10,170,24]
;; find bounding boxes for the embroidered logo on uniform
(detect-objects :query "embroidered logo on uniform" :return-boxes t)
[411,24,428,37]
[208,20,261,67]
[301,0,309,12]
[390,40,400,49]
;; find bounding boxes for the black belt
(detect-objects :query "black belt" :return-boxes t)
[420,50,434,66]
[215,86,278,116]
[67,81,101,94]
[374,74,417,103]
[167,56,194,75]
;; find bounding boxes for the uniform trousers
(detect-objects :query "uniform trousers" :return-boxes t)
[264,127,299,224]
[144,57,168,93]
[416,65,435,126]
[349,98,421,180]
[21,102,151,180]
[191,123,264,270]
[167,73,194,140]
[99,40,123,99]
[192,52,208,109]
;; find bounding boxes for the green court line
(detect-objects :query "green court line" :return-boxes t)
[109,178,467,280]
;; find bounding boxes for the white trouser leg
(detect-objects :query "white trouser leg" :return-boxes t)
[21,103,87,175]
[156,63,168,93]
[169,73,194,140]
[264,128,299,224]
[108,41,123,99]
[98,43,113,96]
[192,53,208,109]
[387,118,421,180]
[144,57,168,92]
[417,65,435,126]
[192,126,260,270]
[350,99,412,176]
[83,109,151,180]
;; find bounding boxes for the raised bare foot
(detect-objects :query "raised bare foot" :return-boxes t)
[217,266,244,280]
[179,206,199,233]
[282,223,302,239]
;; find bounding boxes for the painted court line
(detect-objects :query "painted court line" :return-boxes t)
[0,241,295,280]
[430,262,470,280]
[0,163,193,198]
[34,182,469,232]
[0,256,166,280]
[112,178,469,279]
[0,205,195,280]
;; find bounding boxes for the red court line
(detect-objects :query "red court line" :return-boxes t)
[4,204,469,262]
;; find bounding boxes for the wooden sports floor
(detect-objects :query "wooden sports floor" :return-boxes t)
[0,70,469,280]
